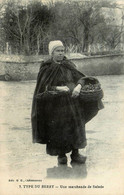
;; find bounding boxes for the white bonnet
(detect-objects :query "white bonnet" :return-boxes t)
[48,40,64,55]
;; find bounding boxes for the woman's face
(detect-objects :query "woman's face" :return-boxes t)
[52,46,65,62]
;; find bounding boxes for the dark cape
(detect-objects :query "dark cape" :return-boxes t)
[31,57,104,156]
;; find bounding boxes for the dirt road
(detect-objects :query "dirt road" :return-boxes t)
[0,75,124,195]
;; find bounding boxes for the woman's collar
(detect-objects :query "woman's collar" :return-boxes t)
[51,56,67,64]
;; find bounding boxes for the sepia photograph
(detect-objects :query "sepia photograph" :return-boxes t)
[0,0,124,194]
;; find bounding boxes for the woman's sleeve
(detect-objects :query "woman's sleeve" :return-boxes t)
[77,77,85,86]
[72,70,86,86]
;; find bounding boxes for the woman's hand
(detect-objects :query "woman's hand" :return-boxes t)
[72,84,82,98]
[56,86,70,92]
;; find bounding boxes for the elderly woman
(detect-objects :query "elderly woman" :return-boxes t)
[31,40,103,164]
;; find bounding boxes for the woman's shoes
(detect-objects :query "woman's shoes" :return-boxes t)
[58,153,87,164]
[70,153,87,164]
[58,155,67,164]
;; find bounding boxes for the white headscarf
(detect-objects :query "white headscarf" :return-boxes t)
[48,40,64,56]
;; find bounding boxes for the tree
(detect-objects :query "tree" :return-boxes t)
[49,0,124,53]
[1,0,123,55]
[0,2,7,53]
[1,0,53,55]
[47,1,107,52]
[47,1,83,50]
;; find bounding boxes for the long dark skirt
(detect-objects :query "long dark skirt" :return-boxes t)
[44,95,87,156]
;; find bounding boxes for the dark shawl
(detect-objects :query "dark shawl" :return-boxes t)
[31,57,104,145]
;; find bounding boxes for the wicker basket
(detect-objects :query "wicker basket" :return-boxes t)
[79,77,104,102]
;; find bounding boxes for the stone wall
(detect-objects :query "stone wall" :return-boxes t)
[5,61,42,81]
[0,54,44,80]
[0,53,124,81]
[0,60,43,81]
[72,54,124,76]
